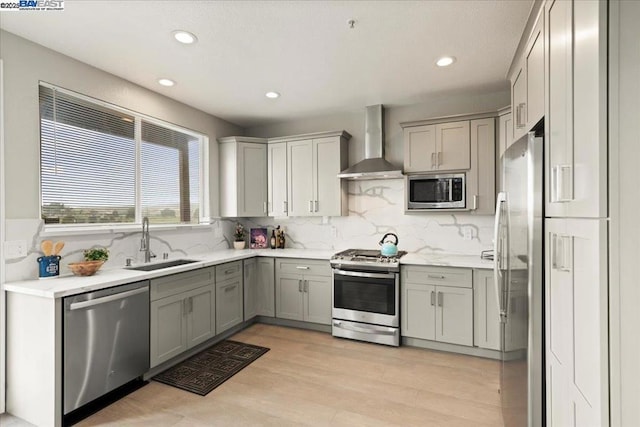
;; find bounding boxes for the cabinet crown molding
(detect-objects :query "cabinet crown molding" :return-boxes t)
[400,111,500,129]
[217,136,268,144]
[267,130,351,143]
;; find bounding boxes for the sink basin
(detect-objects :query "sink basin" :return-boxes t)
[126,259,199,271]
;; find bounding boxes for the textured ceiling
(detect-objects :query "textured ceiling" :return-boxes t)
[0,0,532,127]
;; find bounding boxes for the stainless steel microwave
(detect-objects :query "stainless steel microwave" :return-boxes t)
[406,173,466,210]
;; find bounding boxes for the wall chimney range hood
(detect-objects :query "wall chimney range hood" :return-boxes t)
[337,104,403,180]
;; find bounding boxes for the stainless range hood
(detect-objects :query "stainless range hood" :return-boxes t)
[337,104,404,180]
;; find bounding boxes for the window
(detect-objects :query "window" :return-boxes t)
[39,84,205,226]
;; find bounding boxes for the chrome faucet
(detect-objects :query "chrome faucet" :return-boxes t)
[140,216,156,263]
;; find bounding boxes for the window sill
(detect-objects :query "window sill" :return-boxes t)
[41,222,214,237]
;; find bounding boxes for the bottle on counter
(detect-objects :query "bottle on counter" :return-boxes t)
[270,230,276,249]
[275,226,281,249]
[279,229,286,249]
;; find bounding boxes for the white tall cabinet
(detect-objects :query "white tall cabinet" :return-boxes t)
[542,0,609,425]
[545,0,607,219]
[545,218,608,427]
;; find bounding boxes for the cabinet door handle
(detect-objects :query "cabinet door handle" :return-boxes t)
[298,279,303,292]
[516,102,527,128]
[431,152,436,169]
[314,200,318,212]
[552,233,573,272]
[304,280,309,293]
[438,291,443,307]
[224,284,237,292]
[183,299,188,316]
[427,274,446,280]
[430,291,435,306]
[437,152,442,167]
[309,200,313,213]
[283,201,288,214]
[225,269,235,275]
[552,164,573,203]
[296,266,310,270]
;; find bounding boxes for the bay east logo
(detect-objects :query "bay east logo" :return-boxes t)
[0,0,64,11]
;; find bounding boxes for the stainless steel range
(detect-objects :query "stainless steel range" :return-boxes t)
[330,249,407,346]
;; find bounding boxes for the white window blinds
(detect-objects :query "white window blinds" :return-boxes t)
[39,84,203,226]
[141,120,200,223]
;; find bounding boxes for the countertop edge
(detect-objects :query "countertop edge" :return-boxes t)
[4,249,492,299]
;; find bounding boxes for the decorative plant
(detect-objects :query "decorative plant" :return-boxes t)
[83,247,109,262]
[234,223,246,242]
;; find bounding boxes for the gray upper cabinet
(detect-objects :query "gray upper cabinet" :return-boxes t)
[218,136,268,218]
[267,142,288,217]
[403,121,470,173]
[269,131,350,218]
[511,9,544,142]
[402,115,495,214]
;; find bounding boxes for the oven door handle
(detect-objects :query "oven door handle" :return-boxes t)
[333,320,397,336]
[332,269,396,280]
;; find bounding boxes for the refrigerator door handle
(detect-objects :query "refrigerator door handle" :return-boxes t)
[493,192,508,323]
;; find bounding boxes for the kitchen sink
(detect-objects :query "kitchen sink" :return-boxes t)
[126,259,199,271]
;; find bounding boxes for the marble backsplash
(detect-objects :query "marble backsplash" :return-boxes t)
[4,180,493,282]
[4,219,236,282]
[244,179,494,254]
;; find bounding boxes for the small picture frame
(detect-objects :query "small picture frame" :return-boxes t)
[250,228,268,249]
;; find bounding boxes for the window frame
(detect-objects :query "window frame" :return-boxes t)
[39,82,210,232]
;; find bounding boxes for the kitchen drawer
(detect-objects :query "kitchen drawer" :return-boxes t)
[215,261,242,282]
[401,266,472,288]
[276,258,331,277]
[150,267,213,301]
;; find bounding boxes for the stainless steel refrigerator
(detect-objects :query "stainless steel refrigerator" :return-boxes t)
[494,131,544,427]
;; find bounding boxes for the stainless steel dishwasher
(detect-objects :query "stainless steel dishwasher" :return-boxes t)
[63,280,150,415]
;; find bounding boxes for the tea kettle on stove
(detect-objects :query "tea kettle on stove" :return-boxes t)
[379,233,399,257]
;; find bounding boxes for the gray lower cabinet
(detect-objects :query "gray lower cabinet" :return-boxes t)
[244,257,276,320]
[150,268,216,368]
[216,261,244,334]
[243,258,258,320]
[473,269,501,350]
[401,266,473,346]
[275,258,332,325]
[256,257,275,316]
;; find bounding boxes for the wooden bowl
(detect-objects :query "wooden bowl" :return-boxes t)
[68,260,105,276]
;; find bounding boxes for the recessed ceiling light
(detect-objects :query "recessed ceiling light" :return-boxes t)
[436,56,456,67]
[172,30,197,44]
[158,78,175,87]
[265,91,280,99]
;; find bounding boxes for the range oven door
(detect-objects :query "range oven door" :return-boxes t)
[332,268,399,327]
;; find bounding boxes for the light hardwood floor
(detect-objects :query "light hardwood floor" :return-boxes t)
[76,324,503,426]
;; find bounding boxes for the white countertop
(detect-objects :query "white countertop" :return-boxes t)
[4,248,491,299]
[401,253,494,270]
